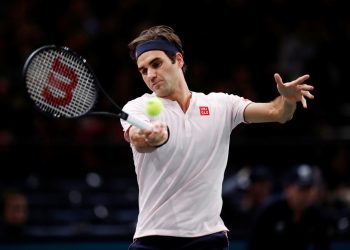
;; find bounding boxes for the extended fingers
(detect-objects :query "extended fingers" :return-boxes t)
[274,73,314,108]
[296,74,310,83]
[286,74,310,87]
[274,73,283,86]
[301,90,314,99]
[297,83,314,91]
[301,95,307,108]
[300,90,314,109]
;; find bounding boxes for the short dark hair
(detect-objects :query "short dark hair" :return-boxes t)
[284,164,322,188]
[128,25,187,72]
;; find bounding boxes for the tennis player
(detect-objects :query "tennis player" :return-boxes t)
[120,25,314,250]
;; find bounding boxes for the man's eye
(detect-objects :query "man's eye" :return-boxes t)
[153,61,161,68]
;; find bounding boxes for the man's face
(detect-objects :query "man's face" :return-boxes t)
[137,50,183,97]
[4,194,28,225]
[286,185,318,212]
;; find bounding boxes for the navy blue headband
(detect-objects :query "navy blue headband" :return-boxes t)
[135,39,179,59]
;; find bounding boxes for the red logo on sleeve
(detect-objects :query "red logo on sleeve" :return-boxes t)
[199,106,210,116]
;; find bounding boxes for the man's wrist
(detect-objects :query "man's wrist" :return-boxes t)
[282,95,296,106]
[155,126,170,148]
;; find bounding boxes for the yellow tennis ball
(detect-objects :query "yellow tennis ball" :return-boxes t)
[145,97,164,117]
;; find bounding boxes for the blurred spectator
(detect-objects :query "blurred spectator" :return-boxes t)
[323,146,350,238]
[222,165,273,238]
[324,146,350,191]
[246,164,332,250]
[0,189,29,241]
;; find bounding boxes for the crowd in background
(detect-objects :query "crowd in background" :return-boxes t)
[0,0,350,244]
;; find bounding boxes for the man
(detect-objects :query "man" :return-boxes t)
[246,164,331,250]
[120,25,314,250]
[221,165,273,238]
[0,189,29,241]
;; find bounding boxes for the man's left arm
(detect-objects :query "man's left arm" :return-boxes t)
[244,73,314,124]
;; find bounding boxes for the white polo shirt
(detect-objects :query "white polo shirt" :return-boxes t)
[120,91,251,239]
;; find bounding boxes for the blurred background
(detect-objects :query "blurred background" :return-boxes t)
[0,0,349,249]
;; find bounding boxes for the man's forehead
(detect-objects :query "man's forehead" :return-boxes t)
[137,50,166,67]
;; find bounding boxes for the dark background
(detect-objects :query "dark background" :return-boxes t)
[0,0,349,244]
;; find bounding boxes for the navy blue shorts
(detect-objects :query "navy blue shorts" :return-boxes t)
[128,231,229,250]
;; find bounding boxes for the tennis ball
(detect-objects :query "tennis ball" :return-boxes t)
[145,97,164,117]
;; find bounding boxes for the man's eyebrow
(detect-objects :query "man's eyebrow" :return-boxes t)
[138,57,160,71]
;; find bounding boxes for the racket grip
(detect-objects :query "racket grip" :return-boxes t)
[126,114,152,130]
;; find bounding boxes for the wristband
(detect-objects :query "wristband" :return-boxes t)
[155,126,170,148]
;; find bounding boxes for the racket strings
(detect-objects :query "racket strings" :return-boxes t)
[26,49,96,118]
[60,52,96,114]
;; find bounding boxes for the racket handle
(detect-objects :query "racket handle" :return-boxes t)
[126,114,152,130]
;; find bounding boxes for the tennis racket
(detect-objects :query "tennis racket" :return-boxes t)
[23,45,152,129]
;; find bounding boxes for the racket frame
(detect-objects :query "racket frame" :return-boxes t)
[23,45,152,129]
